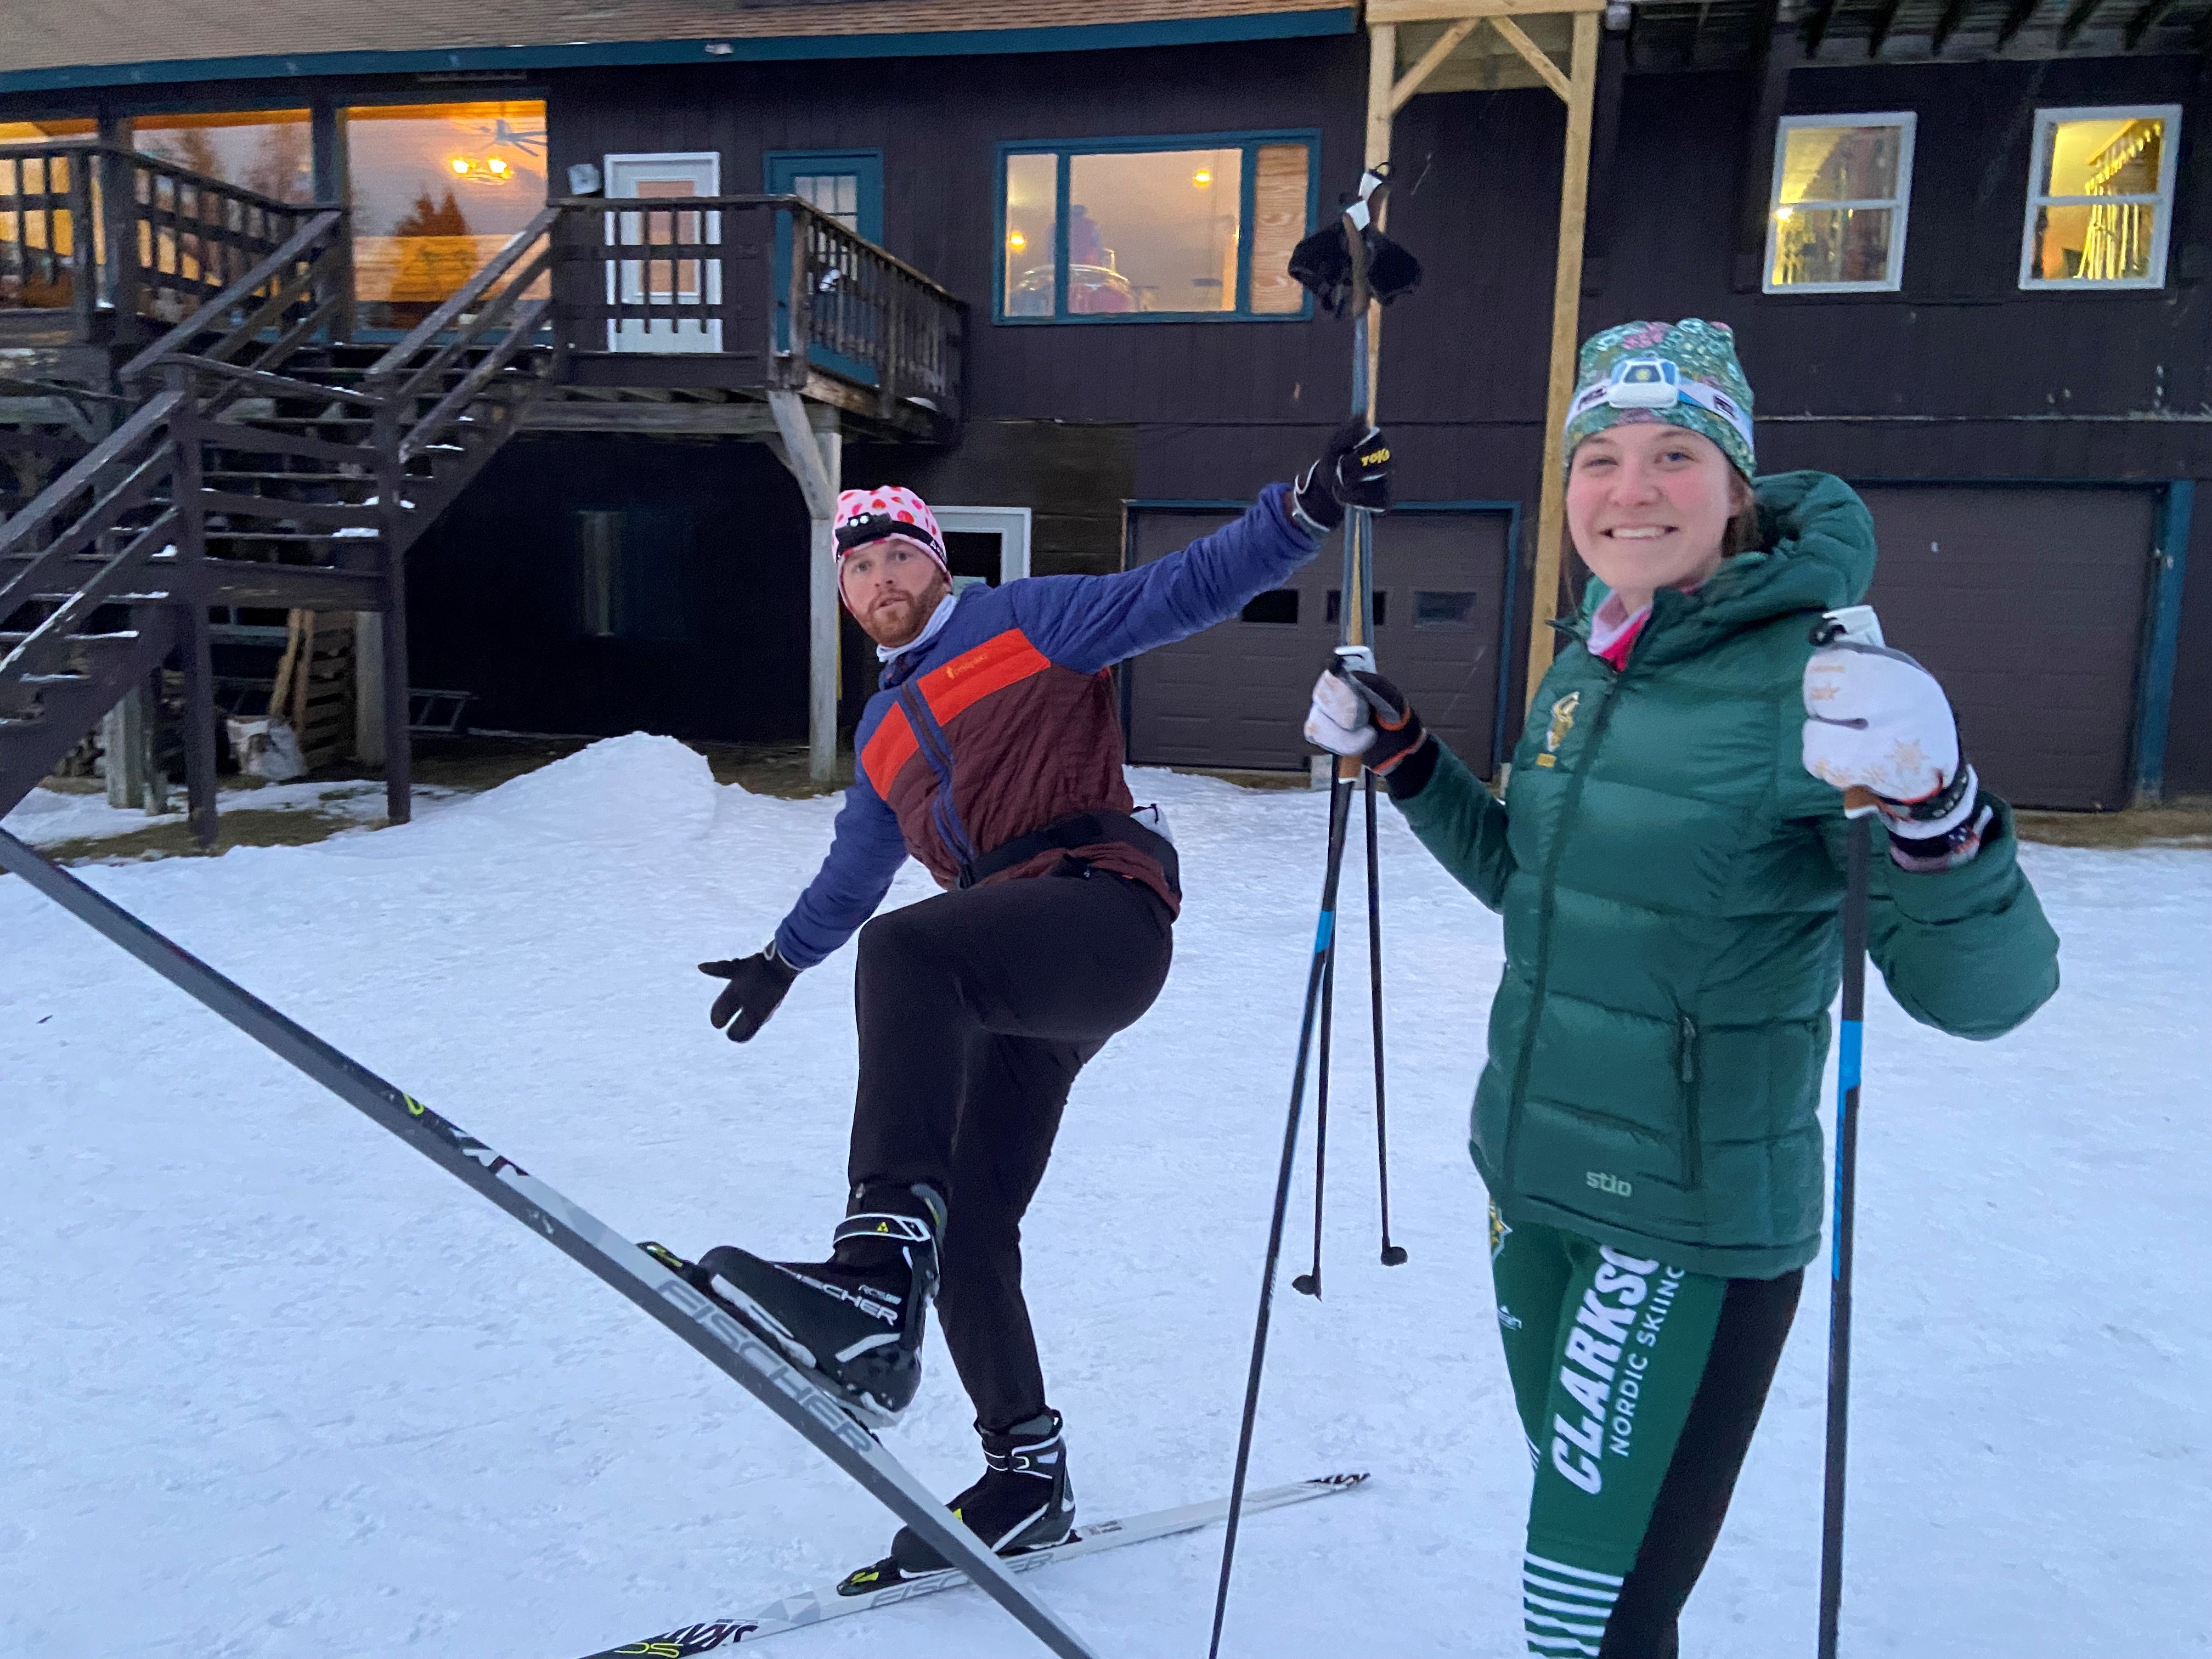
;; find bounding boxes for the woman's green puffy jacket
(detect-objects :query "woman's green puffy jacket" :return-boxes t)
[1397,471,2059,1278]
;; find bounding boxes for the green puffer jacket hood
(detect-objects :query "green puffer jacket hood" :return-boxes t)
[1396,471,2058,1278]
[1579,470,1874,660]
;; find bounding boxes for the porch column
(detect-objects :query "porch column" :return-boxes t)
[353,610,386,767]
[767,391,844,785]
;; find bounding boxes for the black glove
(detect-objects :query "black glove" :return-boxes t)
[1293,418,1392,534]
[701,944,799,1043]
[1341,670,1431,790]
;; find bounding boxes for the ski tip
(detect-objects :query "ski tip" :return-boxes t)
[1310,1471,1370,1491]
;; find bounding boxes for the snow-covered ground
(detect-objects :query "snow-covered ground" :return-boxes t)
[1,735,2204,1659]
[3,778,456,852]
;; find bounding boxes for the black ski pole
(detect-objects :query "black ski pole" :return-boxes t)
[1291,912,1336,1299]
[1810,603,1883,1659]
[0,829,1098,1659]
[1206,767,1356,1659]
[1364,772,1408,1267]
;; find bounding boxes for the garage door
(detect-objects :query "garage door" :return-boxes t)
[1857,486,2156,811]
[1124,507,1514,776]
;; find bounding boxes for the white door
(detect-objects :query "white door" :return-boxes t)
[603,152,721,354]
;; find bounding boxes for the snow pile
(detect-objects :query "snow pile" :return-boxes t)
[1,736,2205,1658]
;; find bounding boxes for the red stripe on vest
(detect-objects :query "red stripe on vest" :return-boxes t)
[862,706,919,800]
[859,629,1052,802]
[919,629,1052,726]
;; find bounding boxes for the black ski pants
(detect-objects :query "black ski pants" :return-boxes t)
[848,864,1173,1434]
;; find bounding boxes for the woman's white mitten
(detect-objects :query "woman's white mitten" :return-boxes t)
[1305,669,1376,755]
[1802,642,1978,838]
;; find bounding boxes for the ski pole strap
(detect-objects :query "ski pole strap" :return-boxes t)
[956,810,1181,895]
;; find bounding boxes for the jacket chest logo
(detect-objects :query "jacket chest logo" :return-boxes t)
[1537,691,1581,769]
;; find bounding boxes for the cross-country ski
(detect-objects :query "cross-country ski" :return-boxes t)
[7,12,2210,1659]
[575,1474,1368,1657]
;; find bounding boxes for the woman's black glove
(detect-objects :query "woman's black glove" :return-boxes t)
[701,944,799,1042]
[1293,418,1393,534]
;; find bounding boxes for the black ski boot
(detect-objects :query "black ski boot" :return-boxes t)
[695,1183,943,1423]
[837,1410,1076,1594]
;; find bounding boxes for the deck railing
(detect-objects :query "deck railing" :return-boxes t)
[548,195,964,425]
[0,140,329,338]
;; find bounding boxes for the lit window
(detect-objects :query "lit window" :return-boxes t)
[0,122,97,310]
[132,111,314,204]
[1764,114,1915,294]
[2021,105,2180,290]
[345,100,547,330]
[998,135,1314,321]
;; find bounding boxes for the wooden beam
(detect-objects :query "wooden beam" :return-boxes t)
[2057,0,2109,43]
[523,399,782,437]
[2125,0,2182,44]
[767,390,844,783]
[1801,0,1842,54]
[1994,0,2044,47]
[1865,0,1908,55]
[1392,18,1481,112]
[1492,14,1573,99]
[1523,8,1601,715]
[1368,0,1601,24]
[1931,0,1979,51]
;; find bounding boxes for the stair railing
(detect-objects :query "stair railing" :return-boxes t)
[0,392,187,713]
[0,140,327,345]
[119,210,351,410]
[363,208,561,466]
[6,206,361,726]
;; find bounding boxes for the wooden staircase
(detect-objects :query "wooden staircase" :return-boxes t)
[3,140,971,828]
[0,204,559,839]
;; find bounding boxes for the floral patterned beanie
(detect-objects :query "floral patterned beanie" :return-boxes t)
[1561,318,1757,481]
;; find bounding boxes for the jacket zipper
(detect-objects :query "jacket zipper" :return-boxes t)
[898,682,979,864]
[1678,1013,1703,1187]
[1499,672,1622,1183]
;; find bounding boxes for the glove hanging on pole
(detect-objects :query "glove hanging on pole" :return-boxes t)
[1289,163,1423,318]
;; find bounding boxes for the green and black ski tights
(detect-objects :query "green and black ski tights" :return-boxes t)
[1488,1206,1802,1658]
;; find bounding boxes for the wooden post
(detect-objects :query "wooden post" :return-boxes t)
[103,683,145,809]
[371,407,414,826]
[768,390,844,786]
[166,378,221,850]
[352,609,386,766]
[1523,8,1601,715]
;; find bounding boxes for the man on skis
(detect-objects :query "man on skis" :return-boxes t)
[686,421,1391,1585]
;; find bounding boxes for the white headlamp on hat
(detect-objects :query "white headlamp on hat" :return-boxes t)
[1605,356,1681,409]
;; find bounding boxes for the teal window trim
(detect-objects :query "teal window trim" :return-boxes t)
[995,129,1321,326]
[2131,479,2193,801]
[764,148,884,242]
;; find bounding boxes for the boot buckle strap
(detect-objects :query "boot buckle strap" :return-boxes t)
[834,1211,933,1248]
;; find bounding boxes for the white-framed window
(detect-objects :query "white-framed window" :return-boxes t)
[933,505,1032,584]
[2019,105,2181,290]
[1764,113,1916,294]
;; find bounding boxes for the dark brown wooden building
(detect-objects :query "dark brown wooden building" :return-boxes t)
[4,0,2208,819]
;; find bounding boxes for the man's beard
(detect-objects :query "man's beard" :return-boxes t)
[860,578,950,648]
